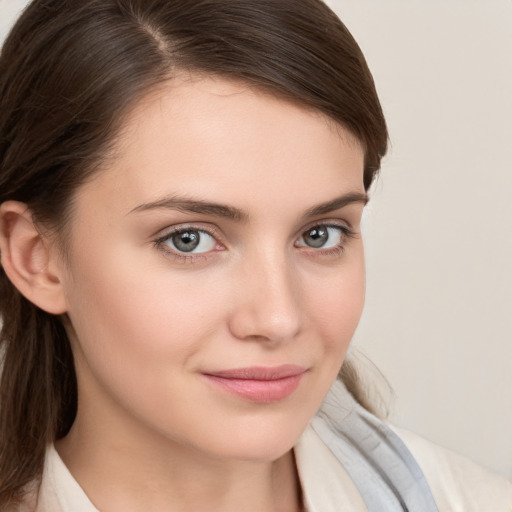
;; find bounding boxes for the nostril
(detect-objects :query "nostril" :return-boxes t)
[227,289,302,344]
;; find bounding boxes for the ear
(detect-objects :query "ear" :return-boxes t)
[0,201,68,314]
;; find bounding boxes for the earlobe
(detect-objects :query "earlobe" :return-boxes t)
[0,201,68,315]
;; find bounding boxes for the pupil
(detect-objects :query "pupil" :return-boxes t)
[305,227,328,248]
[173,231,200,252]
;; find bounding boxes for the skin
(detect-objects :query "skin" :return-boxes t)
[9,76,367,511]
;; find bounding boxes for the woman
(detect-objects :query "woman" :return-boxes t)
[0,1,510,511]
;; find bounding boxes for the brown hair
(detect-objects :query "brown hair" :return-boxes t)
[0,0,387,507]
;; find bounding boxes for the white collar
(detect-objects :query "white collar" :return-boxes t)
[36,444,98,511]
[294,425,367,512]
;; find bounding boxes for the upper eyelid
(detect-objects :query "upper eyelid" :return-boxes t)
[153,223,221,242]
[295,223,354,244]
[297,218,355,236]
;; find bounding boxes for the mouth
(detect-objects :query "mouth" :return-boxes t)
[202,365,307,403]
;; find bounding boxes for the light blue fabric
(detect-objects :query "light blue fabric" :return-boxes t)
[312,381,439,512]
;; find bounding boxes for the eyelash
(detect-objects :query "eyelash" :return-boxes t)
[153,222,356,263]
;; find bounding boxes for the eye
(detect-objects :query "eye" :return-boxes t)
[296,225,345,249]
[161,229,217,254]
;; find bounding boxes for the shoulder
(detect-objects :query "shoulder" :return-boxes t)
[17,444,99,512]
[390,425,512,512]
[295,425,368,512]
[312,380,512,512]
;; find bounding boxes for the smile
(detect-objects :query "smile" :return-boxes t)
[202,365,307,403]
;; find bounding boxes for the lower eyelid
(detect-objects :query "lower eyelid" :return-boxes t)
[154,241,221,264]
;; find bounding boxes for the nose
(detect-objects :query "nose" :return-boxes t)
[227,250,303,344]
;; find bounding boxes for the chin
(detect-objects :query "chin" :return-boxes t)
[191,414,311,463]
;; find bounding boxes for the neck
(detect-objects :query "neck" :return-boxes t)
[56,407,303,512]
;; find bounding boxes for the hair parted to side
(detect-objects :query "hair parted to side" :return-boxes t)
[0,0,388,507]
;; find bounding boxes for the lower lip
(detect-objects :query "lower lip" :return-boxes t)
[203,373,305,403]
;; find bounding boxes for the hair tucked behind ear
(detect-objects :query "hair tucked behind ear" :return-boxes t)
[0,0,388,507]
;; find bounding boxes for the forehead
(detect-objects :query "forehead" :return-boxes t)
[77,75,365,217]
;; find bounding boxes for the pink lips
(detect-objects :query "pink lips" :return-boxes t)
[203,365,307,403]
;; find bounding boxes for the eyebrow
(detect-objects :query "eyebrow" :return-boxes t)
[129,191,368,221]
[305,192,368,217]
[129,196,247,221]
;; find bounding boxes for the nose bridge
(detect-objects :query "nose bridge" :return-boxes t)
[229,244,302,343]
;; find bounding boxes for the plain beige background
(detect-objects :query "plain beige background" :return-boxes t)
[326,0,512,478]
[1,0,511,479]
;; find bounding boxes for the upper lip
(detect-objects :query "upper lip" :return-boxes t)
[203,365,307,380]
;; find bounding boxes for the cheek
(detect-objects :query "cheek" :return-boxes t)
[62,243,229,395]
[66,259,222,360]
[308,250,365,351]
[62,254,232,433]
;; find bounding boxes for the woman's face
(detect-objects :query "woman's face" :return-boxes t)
[59,76,366,462]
